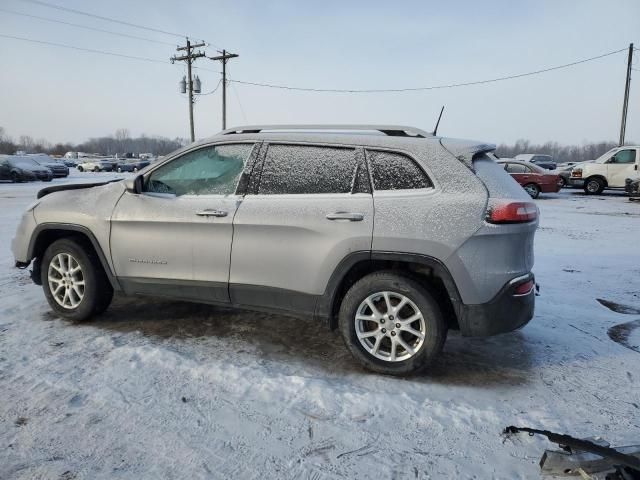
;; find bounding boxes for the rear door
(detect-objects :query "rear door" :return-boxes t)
[607,148,637,187]
[110,142,258,303]
[229,143,373,314]
[504,162,530,185]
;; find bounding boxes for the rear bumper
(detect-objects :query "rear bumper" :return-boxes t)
[457,273,535,337]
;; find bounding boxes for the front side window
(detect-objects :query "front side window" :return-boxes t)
[258,144,357,194]
[367,150,432,190]
[611,149,636,164]
[145,143,253,196]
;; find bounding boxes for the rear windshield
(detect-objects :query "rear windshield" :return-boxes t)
[474,154,530,200]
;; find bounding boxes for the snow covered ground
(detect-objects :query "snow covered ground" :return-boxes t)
[1,172,639,479]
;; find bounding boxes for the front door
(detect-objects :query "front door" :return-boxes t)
[230,143,374,314]
[110,142,257,303]
[607,148,637,187]
[0,160,10,180]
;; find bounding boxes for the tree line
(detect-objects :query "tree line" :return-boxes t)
[495,139,623,163]
[0,127,185,156]
[0,127,628,162]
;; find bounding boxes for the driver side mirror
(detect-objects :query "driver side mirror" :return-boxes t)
[124,175,144,194]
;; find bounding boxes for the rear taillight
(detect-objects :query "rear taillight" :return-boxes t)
[571,169,582,178]
[486,200,538,224]
[513,279,535,295]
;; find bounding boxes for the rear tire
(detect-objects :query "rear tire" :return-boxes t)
[557,176,566,188]
[11,172,20,183]
[523,183,540,199]
[338,271,446,376]
[77,166,83,172]
[584,177,605,195]
[41,238,113,321]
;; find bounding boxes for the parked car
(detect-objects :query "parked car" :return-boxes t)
[30,154,69,178]
[115,159,150,172]
[77,159,114,172]
[11,124,538,376]
[0,156,53,182]
[498,160,561,198]
[515,154,557,170]
[570,146,640,194]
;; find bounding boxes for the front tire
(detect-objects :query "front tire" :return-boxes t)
[338,271,446,375]
[557,176,566,188]
[41,238,113,321]
[11,172,20,183]
[77,166,83,172]
[584,177,605,195]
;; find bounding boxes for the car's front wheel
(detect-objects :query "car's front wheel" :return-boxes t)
[77,166,83,172]
[338,271,446,375]
[584,177,605,195]
[557,176,566,188]
[11,172,20,183]
[41,238,113,321]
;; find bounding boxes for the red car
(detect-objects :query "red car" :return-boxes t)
[498,160,561,198]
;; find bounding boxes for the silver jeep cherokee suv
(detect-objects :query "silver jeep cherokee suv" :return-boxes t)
[12,125,538,375]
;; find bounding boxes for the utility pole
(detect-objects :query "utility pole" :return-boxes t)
[619,42,633,146]
[209,50,239,129]
[172,39,206,142]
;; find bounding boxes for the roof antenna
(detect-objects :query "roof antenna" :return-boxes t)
[432,105,445,136]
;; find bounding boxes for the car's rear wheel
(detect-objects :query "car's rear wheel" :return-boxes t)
[584,177,604,195]
[41,238,113,321]
[557,176,566,188]
[77,166,83,172]
[11,172,20,183]
[338,271,446,375]
[523,183,540,199]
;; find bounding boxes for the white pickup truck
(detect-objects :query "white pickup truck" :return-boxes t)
[570,146,640,194]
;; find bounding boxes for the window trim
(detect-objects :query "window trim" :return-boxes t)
[140,141,258,198]
[364,147,435,192]
[253,141,363,196]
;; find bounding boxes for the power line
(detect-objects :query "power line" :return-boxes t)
[0,33,631,95]
[230,77,248,124]
[228,47,629,93]
[0,33,169,64]
[16,0,189,39]
[199,78,223,95]
[0,7,177,46]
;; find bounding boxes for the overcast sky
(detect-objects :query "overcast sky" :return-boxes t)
[0,0,638,145]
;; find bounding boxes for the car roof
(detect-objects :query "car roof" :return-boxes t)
[498,159,546,172]
[183,125,496,169]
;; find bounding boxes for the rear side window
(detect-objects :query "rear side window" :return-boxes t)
[366,150,432,190]
[259,144,356,194]
[505,163,528,174]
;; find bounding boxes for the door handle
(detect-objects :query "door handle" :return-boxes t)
[326,212,364,221]
[196,209,228,217]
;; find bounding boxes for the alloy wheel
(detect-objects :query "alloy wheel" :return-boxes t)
[355,291,426,362]
[47,253,85,309]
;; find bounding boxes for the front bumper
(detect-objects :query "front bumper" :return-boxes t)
[12,209,38,265]
[569,177,584,187]
[457,273,535,337]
